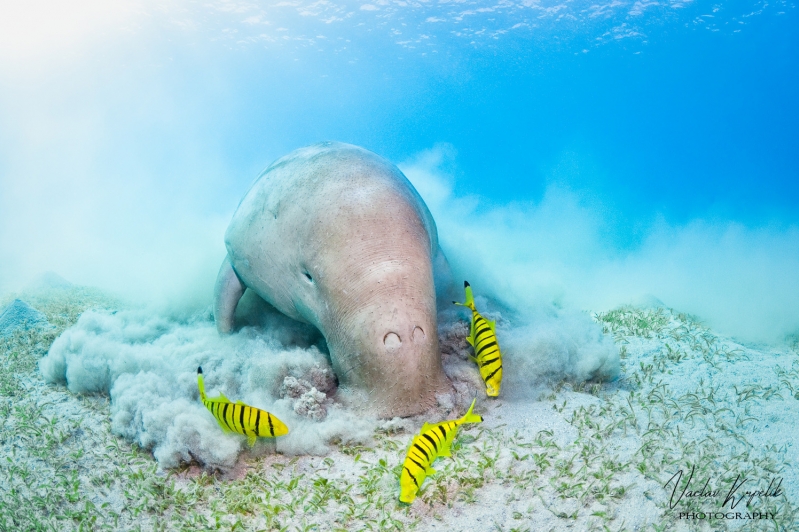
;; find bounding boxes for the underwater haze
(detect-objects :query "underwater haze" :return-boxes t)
[1,0,798,343]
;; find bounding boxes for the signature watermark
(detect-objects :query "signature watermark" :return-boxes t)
[664,465,783,521]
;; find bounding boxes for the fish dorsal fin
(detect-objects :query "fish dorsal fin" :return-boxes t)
[421,422,433,432]
[488,320,496,333]
[236,400,247,406]
[466,336,474,347]
[210,393,231,403]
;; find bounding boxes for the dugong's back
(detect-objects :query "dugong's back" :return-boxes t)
[218,142,451,416]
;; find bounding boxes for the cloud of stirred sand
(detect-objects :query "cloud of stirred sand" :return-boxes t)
[401,145,799,345]
[38,304,377,470]
[25,141,799,471]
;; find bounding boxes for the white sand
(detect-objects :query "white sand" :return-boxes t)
[1,291,797,531]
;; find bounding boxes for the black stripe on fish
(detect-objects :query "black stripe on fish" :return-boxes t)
[477,343,498,357]
[216,403,225,429]
[485,366,502,381]
[437,425,447,440]
[474,327,493,343]
[239,405,246,433]
[255,409,261,437]
[212,402,219,423]
[477,340,497,355]
[267,412,275,437]
[413,443,430,461]
[480,356,500,368]
[225,404,234,431]
[230,404,239,432]
[408,456,424,470]
[216,403,230,429]
[404,467,420,488]
[231,404,240,432]
[417,437,435,455]
[230,405,239,432]
[480,345,500,357]
[410,450,427,467]
[475,326,492,338]
[423,433,439,452]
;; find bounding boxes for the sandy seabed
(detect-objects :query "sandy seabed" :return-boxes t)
[1,284,797,532]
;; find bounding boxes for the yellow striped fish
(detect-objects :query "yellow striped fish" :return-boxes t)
[197,367,288,446]
[399,398,482,504]
[454,281,503,397]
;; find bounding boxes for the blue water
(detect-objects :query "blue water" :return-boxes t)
[133,2,799,229]
[0,1,797,340]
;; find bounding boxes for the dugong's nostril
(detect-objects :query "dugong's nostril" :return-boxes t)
[412,326,425,341]
[384,332,402,349]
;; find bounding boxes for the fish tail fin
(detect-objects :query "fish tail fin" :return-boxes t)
[197,367,206,401]
[459,398,483,425]
[463,281,476,311]
[453,281,476,311]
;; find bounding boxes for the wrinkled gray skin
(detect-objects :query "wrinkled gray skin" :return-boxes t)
[214,142,454,417]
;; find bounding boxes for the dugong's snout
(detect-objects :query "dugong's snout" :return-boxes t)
[382,322,427,348]
[327,295,451,417]
[382,324,427,349]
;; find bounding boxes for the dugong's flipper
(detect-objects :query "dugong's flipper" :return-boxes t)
[433,246,457,312]
[214,255,245,334]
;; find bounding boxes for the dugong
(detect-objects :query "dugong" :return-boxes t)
[214,142,453,417]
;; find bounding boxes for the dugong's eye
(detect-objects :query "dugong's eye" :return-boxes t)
[303,271,314,283]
